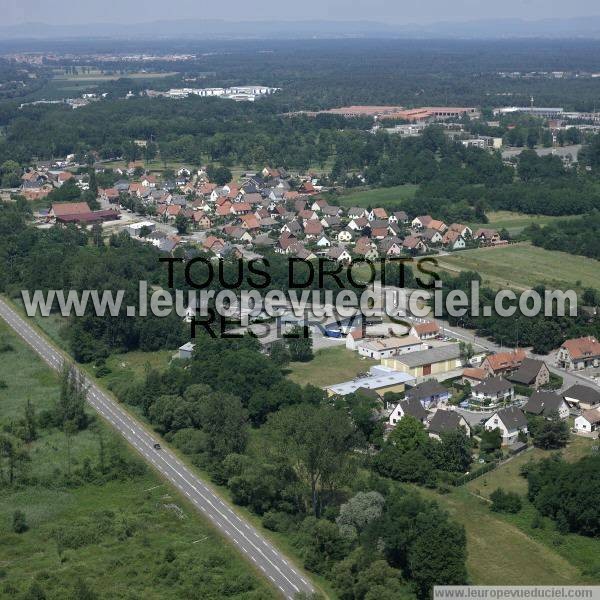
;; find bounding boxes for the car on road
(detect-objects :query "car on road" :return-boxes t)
[153,443,161,450]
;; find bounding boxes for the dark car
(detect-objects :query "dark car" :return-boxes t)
[153,443,161,450]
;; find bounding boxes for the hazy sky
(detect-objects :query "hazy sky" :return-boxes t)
[3,0,600,26]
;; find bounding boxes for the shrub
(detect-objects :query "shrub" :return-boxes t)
[490,488,522,513]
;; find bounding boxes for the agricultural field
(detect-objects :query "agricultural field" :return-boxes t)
[329,184,419,209]
[0,320,276,599]
[469,211,575,237]
[285,345,376,387]
[435,242,600,291]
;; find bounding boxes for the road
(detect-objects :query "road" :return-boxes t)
[0,297,314,600]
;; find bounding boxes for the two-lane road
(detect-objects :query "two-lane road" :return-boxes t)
[0,298,314,600]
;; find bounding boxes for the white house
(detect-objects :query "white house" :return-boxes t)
[472,376,514,406]
[484,406,528,445]
[522,391,569,420]
[574,410,600,434]
[389,398,428,426]
[337,229,353,243]
[178,342,196,359]
[316,235,331,248]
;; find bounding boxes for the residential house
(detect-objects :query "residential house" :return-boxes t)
[448,223,472,238]
[322,215,343,230]
[409,320,440,340]
[405,379,450,409]
[348,207,366,219]
[388,398,428,426]
[378,237,402,258]
[328,247,352,264]
[316,235,332,248]
[178,342,196,360]
[484,406,528,445]
[193,211,212,229]
[303,220,324,239]
[402,236,427,253]
[461,367,488,386]
[411,215,433,229]
[557,336,600,370]
[472,376,514,405]
[345,328,365,350]
[474,228,502,245]
[348,216,369,231]
[337,229,354,243]
[388,211,409,225]
[353,237,379,261]
[441,230,466,250]
[574,410,600,434]
[420,228,443,244]
[428,410,471,439]
[523,391,569,420]
[368,207,388,221]
[508,358,550,389]
[562,384,600,410]
[481,349,527,377]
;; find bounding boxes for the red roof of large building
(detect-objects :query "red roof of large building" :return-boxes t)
[561,336,600,360]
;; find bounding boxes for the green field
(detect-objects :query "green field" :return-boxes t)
[0,320,276,599]
[329,184,419,209]
[469,211,576,237]
[53,69,178,82]
[285,345,376,387]
[419,486,592,585]
[436,242,600,291]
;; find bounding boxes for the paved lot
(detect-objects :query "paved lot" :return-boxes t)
[0,298,314,600]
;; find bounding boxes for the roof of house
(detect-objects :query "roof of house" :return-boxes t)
[405,380,448,402]
[563,384,600,406]
[561,336,600,360]
[523,391,566,417]
[428,410,466,434]
[580,409,600,425]
[412,321,440,336]
[493,406,528,430]
[391,344,461,368]
[484,349,527,372]
[473,376,513,395]
[398,398,428,421]
[508,358,547,385]
[462,367,488,381]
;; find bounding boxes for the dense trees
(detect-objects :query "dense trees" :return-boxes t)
[527,454,600,536]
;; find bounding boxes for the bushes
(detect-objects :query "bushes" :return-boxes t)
[490,488,522,513]
[454,461,497,486]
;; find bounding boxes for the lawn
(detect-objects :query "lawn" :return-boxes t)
[469,211,575,237]
[285,345,376,387]
[436,242,600,292]
[0,321,277,599]
[329,184,419,209]
[419,486,590,585]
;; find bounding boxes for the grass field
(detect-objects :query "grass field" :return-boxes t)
[53,69,178,82]
[285,345,376,387]
[329,184,419,209]
[0,320,276,599]
[419,486,590,585]
[436,242,600,291]
[469,211,575,237]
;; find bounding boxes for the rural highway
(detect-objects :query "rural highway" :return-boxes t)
[0,297,314,600]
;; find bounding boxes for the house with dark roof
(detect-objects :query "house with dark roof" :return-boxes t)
[508,358,550,389]
[563,384,600,410]
[388,398,428,426]
[574,409,600,434]
[428,410,471,439]
[484,406,528,445]
[405,380,450,409]
[523,391,569,420]
[472,376,514,405]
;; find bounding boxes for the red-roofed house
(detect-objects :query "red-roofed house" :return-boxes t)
[409,320,440,340]
[482,349,527,376]
[557,336,600,370]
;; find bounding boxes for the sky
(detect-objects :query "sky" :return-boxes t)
[3,0,600,27]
